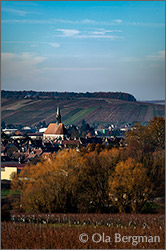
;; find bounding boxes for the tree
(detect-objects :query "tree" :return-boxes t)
[147,117,165,150]
[125,117,165,156]
[99,148,121,173]
[81,119,86,128]
[125,124,152,161]
[86,143,96,152]
[42,120,46,127]
[77,151,110,212]
[68,125,80,139]
[109,158,153,213]
[10,149,82,213]
[1,121,6,129]
[148,150,165,197]
[7,123,15,129]
[124,117,165,167]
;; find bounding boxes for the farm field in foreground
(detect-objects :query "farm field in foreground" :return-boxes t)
[1,214,164,249]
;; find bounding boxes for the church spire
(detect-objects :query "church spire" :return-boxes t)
[56,106,61,125]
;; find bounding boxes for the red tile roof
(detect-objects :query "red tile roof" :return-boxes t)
[25,148,42,156]
[44,123,65,135]
[15,130,23,135]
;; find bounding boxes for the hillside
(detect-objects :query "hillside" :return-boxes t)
[1,94,164,127]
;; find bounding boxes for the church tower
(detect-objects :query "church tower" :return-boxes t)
[56,106,61,125]
[43,106,66,141]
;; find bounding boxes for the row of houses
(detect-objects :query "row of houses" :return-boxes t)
[1,107,124,180]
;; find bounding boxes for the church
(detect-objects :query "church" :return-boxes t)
[43,107,66,141]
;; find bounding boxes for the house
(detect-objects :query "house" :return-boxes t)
[24,148,43,161]
[27,133,43,140]
[2,128,17,135]
[11,130,25,140]
[1,162,25,180]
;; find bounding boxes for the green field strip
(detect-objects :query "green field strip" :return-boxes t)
[62,108,83,122]
[64,107,97,125]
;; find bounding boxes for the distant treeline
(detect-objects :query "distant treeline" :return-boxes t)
[1,90,136,102]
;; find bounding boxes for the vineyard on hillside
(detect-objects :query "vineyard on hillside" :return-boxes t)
[1,97,164,126]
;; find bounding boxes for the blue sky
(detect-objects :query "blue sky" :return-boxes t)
[1,1,165,100]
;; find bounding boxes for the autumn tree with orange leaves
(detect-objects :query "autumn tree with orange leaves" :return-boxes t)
[109,158,153,213]
[10,150,83,213]
[10,117,164,213]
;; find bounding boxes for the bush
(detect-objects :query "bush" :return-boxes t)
[141,202,161,214]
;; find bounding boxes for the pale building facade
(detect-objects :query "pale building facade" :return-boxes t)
[1,167,17,180]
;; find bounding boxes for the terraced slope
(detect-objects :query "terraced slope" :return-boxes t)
[1,97,164,126]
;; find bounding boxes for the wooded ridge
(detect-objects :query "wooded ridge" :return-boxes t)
[1,90,136,102]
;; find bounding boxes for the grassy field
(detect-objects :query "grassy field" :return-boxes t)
[1,190,20,199]
[1,190,10,199]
